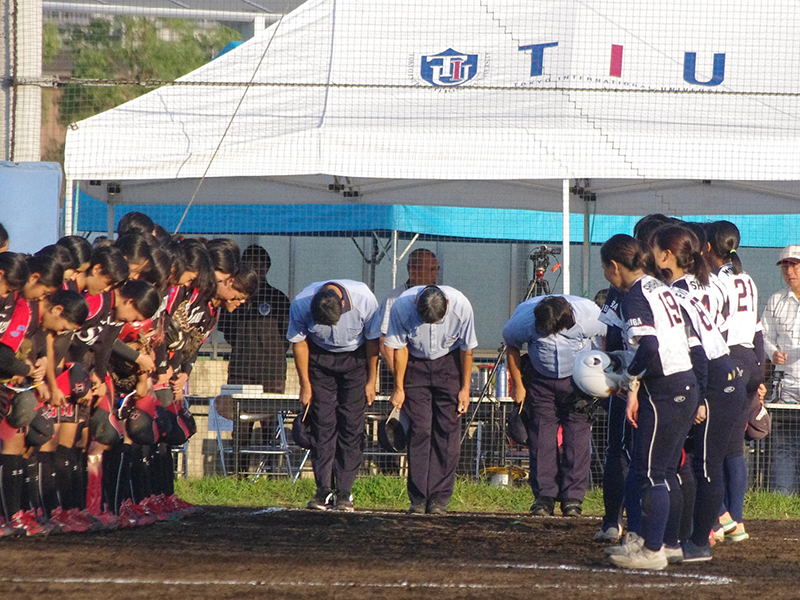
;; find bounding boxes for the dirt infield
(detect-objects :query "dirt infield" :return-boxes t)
[1,506,800,599]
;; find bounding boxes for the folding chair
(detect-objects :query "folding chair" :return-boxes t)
[208,394,295,479]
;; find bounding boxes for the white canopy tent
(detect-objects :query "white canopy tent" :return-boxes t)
[64,0,800,293]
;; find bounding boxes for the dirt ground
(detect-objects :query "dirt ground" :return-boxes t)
[1,506,799,599]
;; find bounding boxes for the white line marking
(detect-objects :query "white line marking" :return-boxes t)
[0,562,734,590]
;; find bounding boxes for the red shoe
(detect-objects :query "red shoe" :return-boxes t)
[140,495,172,521]
[117,501,140,528]
[10,509,54,537]
[166,494,202,516]
[93,511,120,531]
[0,516,24,537]
[50,507,89,534]
[121,500,156,527]
[77,510,107,532]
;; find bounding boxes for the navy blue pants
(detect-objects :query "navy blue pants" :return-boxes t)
[689,355,745,546]
[524,372,592,502]
[403,351,463,509]
[633,373,698,552]
[602,394,633,529]
[308,343,367,496]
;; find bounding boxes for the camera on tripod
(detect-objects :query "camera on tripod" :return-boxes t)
[526,246,562,298]
[529,245,561,273]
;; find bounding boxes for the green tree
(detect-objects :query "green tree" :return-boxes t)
[58,17,240,126]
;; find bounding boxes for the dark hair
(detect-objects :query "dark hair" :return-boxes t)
[593,288,608,309]
[682,222,707,251]
[117,280,161,320]
[408,248,437,268]
[242,245,271,272]
[231,266,258,298]
[46,289,89,326]
[310,287,342,325]
[601,234,649,272]
[0,252,30,290]
[0,222,7,248]
[206,239,240,275]
[704,220,743,275]
[633,214,673,244]
[159,239,186,286]
[56,236,92,268]
[117,211,155,237]
[181,239,215,303]
[116,233,152,266]
[533,296,575,337]
[26,253,65,289]
[35,244,76,273]
[141,246,172,296]
[653,225,710,286]
[152,224,173,246]
[91,245,130,287]
[416,285,447,324]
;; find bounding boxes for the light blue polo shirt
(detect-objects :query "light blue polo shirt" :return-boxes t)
[384,285,478,360]
[287,280,380,352]
[502,295,606,379]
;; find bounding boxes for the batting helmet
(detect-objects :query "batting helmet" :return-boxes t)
[572,350,632,398]
[505,403,530,446]
[25,407,55,446]
[292,406,312,449]
[377,407,410,453]
[5,390,38,428]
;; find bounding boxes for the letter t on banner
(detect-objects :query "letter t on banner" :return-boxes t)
[519,42,558,77]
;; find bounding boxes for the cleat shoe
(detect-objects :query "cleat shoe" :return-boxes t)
[609,546,668,570]
[605,532,644,557]
[720,519,737,534]
[681,539,713,562]
[306,489,334,511]
[664,545,684,564]
[595,525,622,543]
[10,510,53,537]
[141,496,172,521]
[530,496,555,517]
[78,510,108,532]
[408,504,426,515]
[0,517,24,538]
[725,529,750,543]
[711,527,724,546]
[49,507,88,534]
[335,493,355,512]
[166,494,202,516]
[561,499,582,517]
[119,500,156,526]
[426,504,447,515]
[93,511,120,531]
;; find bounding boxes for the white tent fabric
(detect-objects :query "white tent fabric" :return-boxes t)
[66,0,800,188]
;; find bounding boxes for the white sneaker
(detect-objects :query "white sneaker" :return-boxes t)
[609,546,669,570]
[663,545,684,564]
[595,525,621,543]
[605,531,644,556]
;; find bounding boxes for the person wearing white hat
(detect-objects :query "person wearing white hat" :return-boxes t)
[762,245,800,494]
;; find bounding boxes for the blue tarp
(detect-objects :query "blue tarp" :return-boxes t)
[73,192,795,247]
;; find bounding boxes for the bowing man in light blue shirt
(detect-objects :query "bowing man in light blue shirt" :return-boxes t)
[287,279,381,511]
[502,294,606,517]
[384,285,478,514]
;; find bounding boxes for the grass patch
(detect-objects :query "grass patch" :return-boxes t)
[176,476,800,519]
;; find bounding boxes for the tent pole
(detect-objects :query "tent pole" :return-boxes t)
[562,179,570,295]
[583,198,590,297]
[64,179,74,237]
[107,200,115,238]
[392,230,398,289]
[288,237,296,300]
